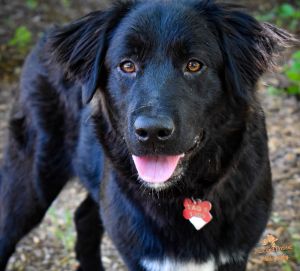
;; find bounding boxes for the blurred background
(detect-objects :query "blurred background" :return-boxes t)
[0,0,299,270]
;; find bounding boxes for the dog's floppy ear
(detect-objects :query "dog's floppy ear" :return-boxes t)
[48,1,134,104]
[222,19,294,103]
[199,2,296,103]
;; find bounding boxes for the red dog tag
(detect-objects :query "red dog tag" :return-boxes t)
[183,198,213,230]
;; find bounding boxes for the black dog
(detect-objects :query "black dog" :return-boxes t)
[0,0,294,270]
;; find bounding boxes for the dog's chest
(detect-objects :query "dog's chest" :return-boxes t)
[141,258,215,271]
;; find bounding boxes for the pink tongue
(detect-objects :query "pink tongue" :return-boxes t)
[132,155,182,183]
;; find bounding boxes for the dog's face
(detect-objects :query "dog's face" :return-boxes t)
[49,0,292,190]
[105,3,224,186]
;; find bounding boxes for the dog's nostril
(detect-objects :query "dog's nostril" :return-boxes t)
[157,128,173,140]
[136,128,149,141]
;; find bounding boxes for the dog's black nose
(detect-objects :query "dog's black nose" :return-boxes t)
[134,116,175,142]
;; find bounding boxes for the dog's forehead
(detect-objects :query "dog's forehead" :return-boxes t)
[108,1,219,62]
[125,2,205,37]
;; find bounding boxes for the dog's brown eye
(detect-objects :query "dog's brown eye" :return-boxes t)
[186,60,203,73]
[120,61,136,73]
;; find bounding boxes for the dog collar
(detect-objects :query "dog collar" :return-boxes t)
[183,198,213,230]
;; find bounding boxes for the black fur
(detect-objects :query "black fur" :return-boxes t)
[0,1,294,270]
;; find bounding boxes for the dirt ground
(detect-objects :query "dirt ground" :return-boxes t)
[0,1,299,271]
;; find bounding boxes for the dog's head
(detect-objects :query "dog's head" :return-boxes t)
[49,0,294,191]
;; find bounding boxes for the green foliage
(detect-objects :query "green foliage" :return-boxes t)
[267,50,300,97]
[26,0,38,10]
[61,0,71,8]
[271,212,284,224]
[257,3,300,31]
[48,207,75,251]
[289,226,300,263]
[284,51,300,95]
[282,262,293,271]
[267,86,285,96]
[293,241,300,262]
[257,3,300,97]
[279,4,297,18]
[8,26,32,50]
[268,50,300,96]
[282,225,300,270]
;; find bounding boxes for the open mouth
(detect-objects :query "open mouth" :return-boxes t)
[132,133,204,184]
[132,154,184,183]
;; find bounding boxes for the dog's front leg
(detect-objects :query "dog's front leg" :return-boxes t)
[75,195,103,271]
